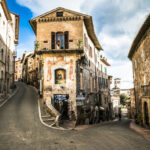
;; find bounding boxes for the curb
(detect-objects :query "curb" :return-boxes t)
[0,86,19,108]
[37,99,73,131]
[130,120,150,142]
[28,85,73,131]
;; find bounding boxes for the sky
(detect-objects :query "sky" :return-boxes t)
[7,0,150,89]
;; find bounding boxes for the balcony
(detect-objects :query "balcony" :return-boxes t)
[35,40,83,54]
[141,85,150,97]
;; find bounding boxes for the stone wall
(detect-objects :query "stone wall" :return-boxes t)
[132,27,150,126]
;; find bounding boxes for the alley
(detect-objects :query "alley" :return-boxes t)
[0,83,150,150]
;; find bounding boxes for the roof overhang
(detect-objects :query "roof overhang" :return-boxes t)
[0,0,11,20]
[128,13,150,60]
[100,58,110,66]
[84,16,103,51]
[11,12,20,44]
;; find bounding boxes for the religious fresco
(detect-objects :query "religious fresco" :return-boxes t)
[55,69,66,84]
[45,56,75,84]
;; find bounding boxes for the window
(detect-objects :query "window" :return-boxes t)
[105,67,107,74]
[56,32,64,49]
[89,46,92,57]
[101,64,103,72]
[80,69,83,90]
[56,12,63,17]
[90,74,93,92]
[55,69,66,84]
[51,31,69,49]
[0,71,3,80]
[1,49,3,61]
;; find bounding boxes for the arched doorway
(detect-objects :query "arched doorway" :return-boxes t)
[144,102,149,125]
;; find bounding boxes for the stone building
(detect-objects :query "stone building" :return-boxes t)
[29,7,112,127]
[110,78,121,117]
[21,52,33,83]
[128,13,150,127]
[126,88,135,119]
[15,58,22,81]
[0,0,19,97]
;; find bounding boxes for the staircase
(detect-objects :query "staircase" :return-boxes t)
[39,98,75,129]
[44,98,61,127]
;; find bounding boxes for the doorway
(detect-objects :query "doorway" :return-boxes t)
[144,102,149,125]
[54,94,69,120]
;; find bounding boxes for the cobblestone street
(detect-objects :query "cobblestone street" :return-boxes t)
[0,83,150,150]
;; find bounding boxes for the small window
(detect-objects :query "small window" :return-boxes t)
[56,12,63,17]
[43,41,48,43]
[80,69,83,90]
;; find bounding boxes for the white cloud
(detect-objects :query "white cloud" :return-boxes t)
[16,0,85,16]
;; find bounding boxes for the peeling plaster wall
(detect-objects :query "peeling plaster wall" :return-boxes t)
[43,53,77,114]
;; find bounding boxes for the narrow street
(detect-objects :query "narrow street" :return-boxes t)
[0,83,150,150]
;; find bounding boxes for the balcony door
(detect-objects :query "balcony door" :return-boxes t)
[56,32,64,49]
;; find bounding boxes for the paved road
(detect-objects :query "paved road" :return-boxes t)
[0,83,150,150]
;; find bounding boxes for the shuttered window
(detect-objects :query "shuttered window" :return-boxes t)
[64,31,69,49]
[51,31,69,49]
[51,32,55,49]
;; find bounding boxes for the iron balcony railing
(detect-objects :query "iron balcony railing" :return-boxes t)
[141,85,150,97]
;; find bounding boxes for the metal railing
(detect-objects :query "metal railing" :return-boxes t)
[141,85,150,97]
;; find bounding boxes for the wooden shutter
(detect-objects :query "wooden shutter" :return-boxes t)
[51,32,55,49]
[64,31,69,49]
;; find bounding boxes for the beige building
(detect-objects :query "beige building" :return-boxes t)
[29,7,112,127]
[0,0,19,96]
[128,14,150,127]
[15,58,22,81]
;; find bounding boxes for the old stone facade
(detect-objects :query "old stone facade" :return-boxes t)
[15,58,22,81]
[29,7,112,127]
[128,14,150,127]
[127,88,135,119]
[0,0,19,97]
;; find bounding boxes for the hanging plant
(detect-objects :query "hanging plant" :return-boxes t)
[34,41,40,50]
[77,39,83,49]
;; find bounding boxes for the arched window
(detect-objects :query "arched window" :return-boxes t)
[55,69,66,84]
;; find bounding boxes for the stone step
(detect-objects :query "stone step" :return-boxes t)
[42,117,55,122]
[41,115,51,118]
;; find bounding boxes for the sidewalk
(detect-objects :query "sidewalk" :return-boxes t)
[0,86,19,108]
[130,120,150,142]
